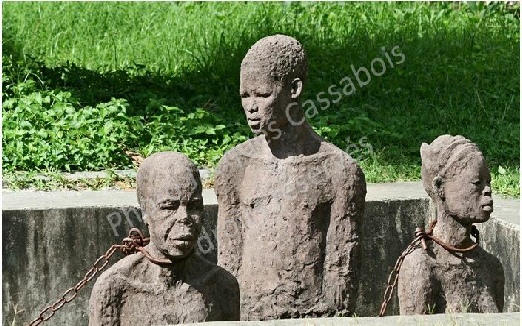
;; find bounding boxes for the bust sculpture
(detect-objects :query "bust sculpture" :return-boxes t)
[89,152,240,325]
[214,34,366,320]
[398,135,504,314]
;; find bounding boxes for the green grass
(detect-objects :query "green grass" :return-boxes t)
[2,2,519,197]
[2,169,137,191]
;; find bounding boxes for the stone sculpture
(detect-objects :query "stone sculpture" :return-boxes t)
[89,152,240,325]
[398,135,504,314]
[214,34,366,320]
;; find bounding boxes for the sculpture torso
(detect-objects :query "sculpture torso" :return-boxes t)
[216,136,366,320]
[117,276,209,325]
[398,243,504,314]
[89,252,239,325]
[239,154,334,319]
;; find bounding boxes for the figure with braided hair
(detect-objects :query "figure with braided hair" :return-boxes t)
[215,35,366,320]
[89,152,239,325]
[398,135,504,314]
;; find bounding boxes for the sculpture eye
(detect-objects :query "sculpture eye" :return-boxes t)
[159,200,180,210]
[258,92,271,98]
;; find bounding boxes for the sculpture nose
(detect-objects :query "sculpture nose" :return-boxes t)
[174,205,192,226]
[245,99,258,113]
[483,185,491,196]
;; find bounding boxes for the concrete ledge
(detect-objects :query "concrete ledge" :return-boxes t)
[2,182,519,325]
[185,312,520,326]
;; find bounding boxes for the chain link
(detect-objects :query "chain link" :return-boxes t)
[27,228,153,326]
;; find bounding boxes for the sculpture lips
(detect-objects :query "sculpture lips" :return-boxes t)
[248,119,260,126]
[482,205,493,212]
[171,234,195,241]
[168,234,195,247]
[481,198,493,212]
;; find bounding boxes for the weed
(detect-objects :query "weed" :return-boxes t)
[426,303,437,314]
[8,302,24,326]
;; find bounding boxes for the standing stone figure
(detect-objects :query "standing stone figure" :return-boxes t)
[89,152,240,325]
[398,135,504,314]
[215,35,366,320]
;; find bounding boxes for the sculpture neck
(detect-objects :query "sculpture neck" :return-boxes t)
[145,243,192,279]
[432,212,474,249]
[265,118,320,158]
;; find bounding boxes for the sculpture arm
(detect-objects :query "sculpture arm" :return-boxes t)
[219,269,241,320]
[215,153,243,276]
[492,257,505,312]
[322,161,366,315]
[88,271,123,326]
[397,250,436,314]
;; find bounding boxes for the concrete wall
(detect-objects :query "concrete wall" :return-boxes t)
[2,184,519,325]
[476,216,520,311]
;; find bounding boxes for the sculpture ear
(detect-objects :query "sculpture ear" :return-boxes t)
[290,78,303,99]
[432,175,445,200]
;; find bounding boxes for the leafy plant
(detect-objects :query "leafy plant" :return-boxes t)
[141,105,248,168]
[1,2,519,195]
[2,85,139,171]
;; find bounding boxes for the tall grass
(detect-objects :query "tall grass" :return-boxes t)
[2,2,520,196]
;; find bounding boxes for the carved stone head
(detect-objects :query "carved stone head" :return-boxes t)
[240,34,308,135]
[421,135,493,224]
[137,152,204,260]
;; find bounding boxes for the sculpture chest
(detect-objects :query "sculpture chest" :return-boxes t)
[116,278,222,325]
[432,251,501,313]
[236,156,338,319]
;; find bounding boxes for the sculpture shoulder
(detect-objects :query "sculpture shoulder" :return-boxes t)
[93,253,147,290]
[189,256,240,319]
[401,246,433,273]
[90,254,144,308]
[89,255,147,325]
[217,138,261,168]
[319,142,365,187]
[215,138,260,190]
[474,246,503,263]
[470,246,504,276]
[196,255,237,283]
[213,264,239,289]
[490,252,504,274]
[398,246,436,314]
[320,142,359,166]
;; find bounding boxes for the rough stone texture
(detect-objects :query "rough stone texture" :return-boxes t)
[398,135,504,314]
[89,152,239,325]
[2,184,518,325]
[215,35,366,320]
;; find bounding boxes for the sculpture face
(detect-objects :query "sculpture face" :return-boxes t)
[146,175,203,260]
[443,153,493,224]
[240,67,291,135]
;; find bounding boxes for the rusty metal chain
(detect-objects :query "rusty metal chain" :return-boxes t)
[27,228,165,326]
[378,228,424,317]
[378,223,479,317]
